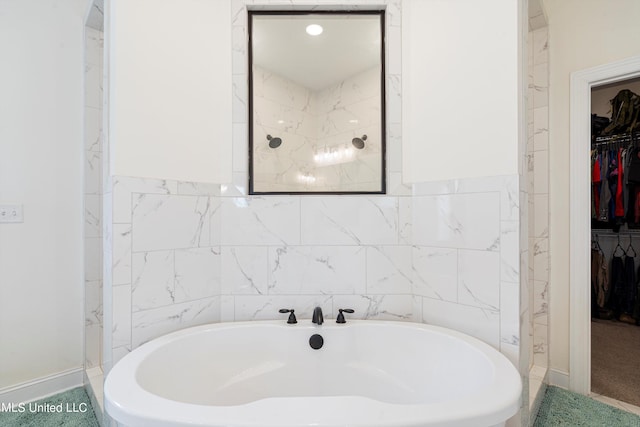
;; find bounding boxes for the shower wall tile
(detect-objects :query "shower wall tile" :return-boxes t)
[112,176,177,224]
[301,197,398,245]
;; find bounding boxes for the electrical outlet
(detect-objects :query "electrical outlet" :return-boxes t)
[0,204,24,223]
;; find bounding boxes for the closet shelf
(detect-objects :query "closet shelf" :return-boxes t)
[592,131,640,147]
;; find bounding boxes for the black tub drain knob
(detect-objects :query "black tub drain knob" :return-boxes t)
[309,334,324,350]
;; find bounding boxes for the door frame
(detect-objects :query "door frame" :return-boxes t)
[569,55,640,395]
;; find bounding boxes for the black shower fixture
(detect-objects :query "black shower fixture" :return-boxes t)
[267,134,282,149]
[352,134,367,149]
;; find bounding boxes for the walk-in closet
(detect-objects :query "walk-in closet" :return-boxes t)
[590,77,640,407]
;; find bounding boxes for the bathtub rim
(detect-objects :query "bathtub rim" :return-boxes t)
[104,319,522,427]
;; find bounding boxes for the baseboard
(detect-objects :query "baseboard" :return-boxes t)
[0,368,84,404]
[548,368,570,390]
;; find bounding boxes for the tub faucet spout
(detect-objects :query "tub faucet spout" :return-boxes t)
[312,306,324,325]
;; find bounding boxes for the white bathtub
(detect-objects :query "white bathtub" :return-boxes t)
[104,320,521,427]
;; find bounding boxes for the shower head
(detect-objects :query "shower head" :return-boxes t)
[351,134,367,149]
[267,134,282,149]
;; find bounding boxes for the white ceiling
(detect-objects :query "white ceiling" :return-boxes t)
[252,14,382,91]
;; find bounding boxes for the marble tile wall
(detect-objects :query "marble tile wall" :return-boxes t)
[103,0,522,381]
[84,26,104,370]
[528,27,549,370]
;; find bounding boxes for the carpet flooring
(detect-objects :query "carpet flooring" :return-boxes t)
[0,387,99,427]
[592,319,640,407]
[534,386,640,426]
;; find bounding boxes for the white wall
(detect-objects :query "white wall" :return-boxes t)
[0,0,85,392]
[543,0,640,379]
[402,0,520,183]
[110,0,232,184]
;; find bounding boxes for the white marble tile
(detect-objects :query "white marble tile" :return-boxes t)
[112,285,132,349]
[533,85,548,109]
[533,194,549,238]
[501,282,520,347]
[301,197,398,245]
[533,28,548,65]
[233,295,333,322]
[332,294,414,321]
[220,197,300,245]
[85,62,102,109]
[422,297,500,349]
[500,175,520,222]
[533,238,549,282]
[412,192,501,250]
[174,248,221,303]
[85,323,102,369]
[85,107,102,152]
[85,194,101,238]
[112,224,132,286]
[533,106,548,152]
[501,221,520,283]
[111,346,131,369]
[458,250,500,310]
[85,236,103,282]
[112,176,177,224]
[387,122,402,173]
[398,196,412,244]
[366,245,412,294]
[533,151,549,194]
[233,73,248,124]
[131,251,175,311]
[412,246,457,301]
[132,194,212,251]
[268,246,366,295]
[176,181,220,196]
[85,27,103,66]
[85,151,102,195]
[500,342,520,370]
[85,280,103,326]
[533,280,548,324]
[132,297,220,347]
[221,246,268,295]
[232,123,248,173]
[386,74,402,124]
[220,295,235,322]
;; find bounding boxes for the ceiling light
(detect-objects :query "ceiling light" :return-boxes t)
[306,24,323,36]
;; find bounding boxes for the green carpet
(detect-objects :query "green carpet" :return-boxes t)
[0,387,99,427]
[535,386,640,426]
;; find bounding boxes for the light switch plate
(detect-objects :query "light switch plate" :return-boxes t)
[0,205,24,223]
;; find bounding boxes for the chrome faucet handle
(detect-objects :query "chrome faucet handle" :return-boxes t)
[279,308,297,324]
[336,308,354,324]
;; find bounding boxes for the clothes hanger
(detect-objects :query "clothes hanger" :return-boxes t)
[613,234,627,257]
[626,234,637,258]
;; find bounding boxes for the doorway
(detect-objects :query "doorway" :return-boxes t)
[569,55,640,400]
